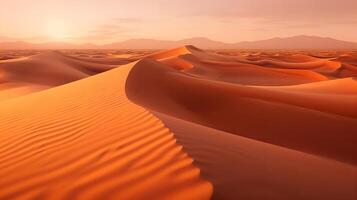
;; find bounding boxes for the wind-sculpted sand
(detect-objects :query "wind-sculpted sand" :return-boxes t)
[0,61,212,199]
[0,46,356,200]
[0,51,121,101]
[125,46,357,199]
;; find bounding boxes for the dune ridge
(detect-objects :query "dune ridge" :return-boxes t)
[125,46,357,165]
[1,46,356,200]
[0,62,212,199]
[124,46,357,199]
[0,51,117,101]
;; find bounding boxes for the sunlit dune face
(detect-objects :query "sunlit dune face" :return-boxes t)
[45,20,68,41]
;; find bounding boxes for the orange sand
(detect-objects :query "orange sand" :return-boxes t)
[0,62,212,199]
[0,51,117,101]
[154,112,357,200]
[125,46,357,199]
[0,46,356,200]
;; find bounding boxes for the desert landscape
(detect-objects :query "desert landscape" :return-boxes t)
[0,45,356,199]
[1,0,357,199]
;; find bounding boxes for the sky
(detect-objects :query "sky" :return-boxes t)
[0,0,357,44]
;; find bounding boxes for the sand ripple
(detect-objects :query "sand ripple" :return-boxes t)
[0,63,212,200]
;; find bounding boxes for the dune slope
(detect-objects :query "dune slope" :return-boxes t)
[154,112,357,200]
[1,47,356,200]
[126,58,357,164]
[0,51,116,101]
[124,46,357,199]
[125,47,357,165]
[0,63,212,200]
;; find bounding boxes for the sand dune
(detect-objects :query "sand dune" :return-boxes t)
[149,46,330,86]
[125,47,357,165]
[124,46,357,199]
[154,112,357,200]
[241,59,341,75]
[0,83,48,101]
[62,51,133,65]
[0,51,117,101]
[0,46,356,200]
[259,77,357,94]
[188,59,328,85]
[0,63,212,199]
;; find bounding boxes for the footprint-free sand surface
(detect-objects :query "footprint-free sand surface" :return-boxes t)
[0,60,212,200]
[0,46,356,200]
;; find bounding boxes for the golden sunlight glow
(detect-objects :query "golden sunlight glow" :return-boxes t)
[45,20,68,41]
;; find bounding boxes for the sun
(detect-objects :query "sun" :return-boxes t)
[45,20,68,41]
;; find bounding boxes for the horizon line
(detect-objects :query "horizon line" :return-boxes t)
[1,34,357,46]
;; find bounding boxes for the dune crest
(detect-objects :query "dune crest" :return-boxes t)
[125,47,357,165]
[0,62,212,200]
[0,51,117,101]
[1,46,356,200]
[124,47,357,199]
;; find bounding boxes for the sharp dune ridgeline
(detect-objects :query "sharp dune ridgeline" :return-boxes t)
[0,46,356,200]
[0,57,212,200]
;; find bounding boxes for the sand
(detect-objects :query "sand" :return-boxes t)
[0,46,356,200]
[0,51,117,101]
[0,61,212,199]
[154,112,357,200]
[126,46,357,165]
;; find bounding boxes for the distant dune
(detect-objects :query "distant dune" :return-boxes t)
[0,51,120,101]
[1,35,357,50]
[0,46,356,200]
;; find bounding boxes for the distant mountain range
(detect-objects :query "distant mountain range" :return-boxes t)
[1,35,357,49]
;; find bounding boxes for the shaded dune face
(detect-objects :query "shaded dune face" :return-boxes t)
[1,47,356,200]
[0,64,212,199]
[124,46,357,199]
[125,46,357,165]
[154,112,357,200]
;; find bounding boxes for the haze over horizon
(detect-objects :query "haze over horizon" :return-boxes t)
[1,1,357,199]
[1,0,357,44]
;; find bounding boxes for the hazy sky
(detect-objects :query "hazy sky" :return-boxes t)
[0,0,356,44]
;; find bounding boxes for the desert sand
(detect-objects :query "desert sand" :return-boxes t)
[0,59,212,199]
[0,46,356,200]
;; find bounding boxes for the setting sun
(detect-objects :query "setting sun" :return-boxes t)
[45,20,68,40]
